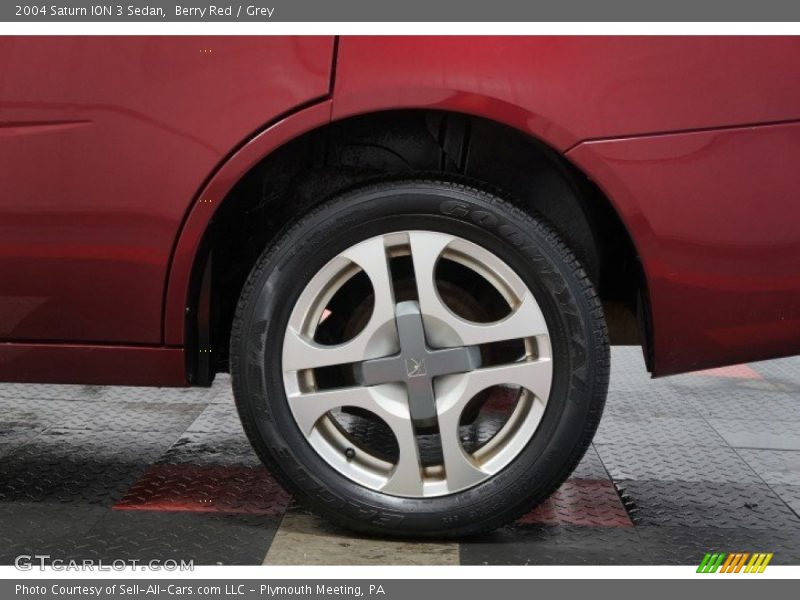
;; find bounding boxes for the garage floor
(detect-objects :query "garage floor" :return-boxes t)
[1,348,798,566]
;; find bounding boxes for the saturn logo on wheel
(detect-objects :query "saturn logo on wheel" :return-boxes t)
[405,358,427,378]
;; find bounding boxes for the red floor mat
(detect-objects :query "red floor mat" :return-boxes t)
[114,464,290,516]
[516,479,633,527]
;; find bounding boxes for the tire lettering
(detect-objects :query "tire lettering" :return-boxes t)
[470,210,498,227]
[439,199,471,217]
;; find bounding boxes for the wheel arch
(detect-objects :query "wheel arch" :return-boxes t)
[165,105,653,384]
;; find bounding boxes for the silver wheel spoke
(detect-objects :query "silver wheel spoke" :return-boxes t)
[436,377,489,490]
[408,231,548,348]
[288,384,424,496]
[283,236,399,372]
[436,360,553,420]
[435,359,552,491]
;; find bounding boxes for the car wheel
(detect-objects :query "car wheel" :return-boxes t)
[230,180,609,537]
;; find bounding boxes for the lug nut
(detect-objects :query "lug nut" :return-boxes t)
[345,447,356,460]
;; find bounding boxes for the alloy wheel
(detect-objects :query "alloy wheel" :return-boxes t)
[281,230,553,497]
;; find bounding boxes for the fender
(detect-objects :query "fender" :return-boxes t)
[162,87,600,348]
[163,91,655,354]
[568,122,800,374]
[163,99,333,345]
[333,85,580,152]
[163,92,655,361]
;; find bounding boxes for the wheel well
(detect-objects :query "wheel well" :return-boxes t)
[190,110,648,382]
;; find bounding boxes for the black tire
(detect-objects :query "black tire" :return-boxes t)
[230,180,609,538]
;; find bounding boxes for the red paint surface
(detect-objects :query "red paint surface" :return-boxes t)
[0,36,334,344]
[334,37,800,151]
[0,343,183,385]
[569,123,800,374]
[2,36,800,383]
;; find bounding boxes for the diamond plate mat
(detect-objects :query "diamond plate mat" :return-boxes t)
[0,349,797,565]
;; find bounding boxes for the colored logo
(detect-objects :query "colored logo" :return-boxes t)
[697,552,773,573]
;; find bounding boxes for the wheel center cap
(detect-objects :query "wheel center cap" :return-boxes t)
[355,301,481,428]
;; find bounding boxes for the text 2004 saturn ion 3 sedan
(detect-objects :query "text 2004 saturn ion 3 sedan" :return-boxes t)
[1,36,799,536]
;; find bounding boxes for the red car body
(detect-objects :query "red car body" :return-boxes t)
[1,36,799,385]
